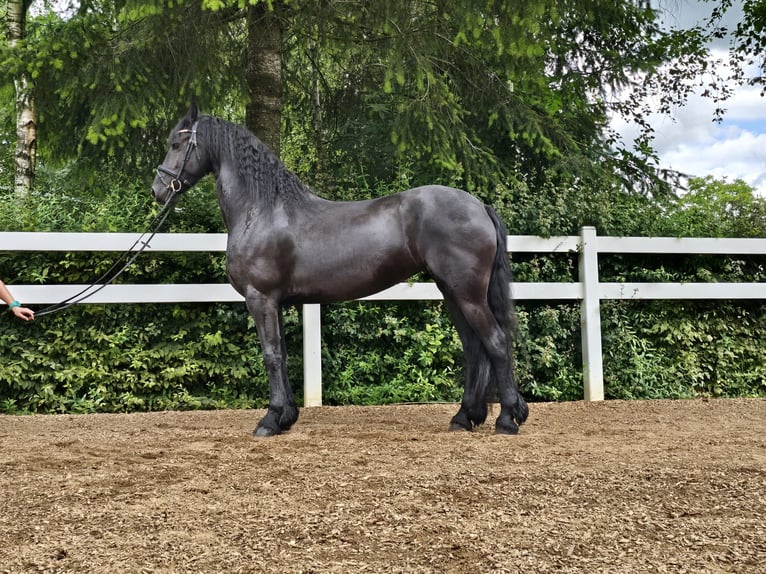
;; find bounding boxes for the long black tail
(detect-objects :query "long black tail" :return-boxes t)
[484,206,516,403]
[485,206,513,353]
[486,206,529,433]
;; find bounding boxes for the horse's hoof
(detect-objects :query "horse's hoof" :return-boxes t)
[449,408,474,432]
[253,425,279,438]
[495,421,520,435]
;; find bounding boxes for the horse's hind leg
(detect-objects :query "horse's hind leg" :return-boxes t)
[448,297,527,434]
[246,292,299,437]
[444,297,490,431]
[417,197,527,433]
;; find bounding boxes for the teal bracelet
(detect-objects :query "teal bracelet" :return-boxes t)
[8,301,21,309]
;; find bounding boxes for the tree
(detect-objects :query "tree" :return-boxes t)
[272,1,722,198]
[0,1,735,207]
[727,0,766,92]
[1,0,250,174]
[5,0,35,198]
[246,2,282,156]
[664,176,766,238]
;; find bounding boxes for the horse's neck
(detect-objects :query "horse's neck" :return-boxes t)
[212,159,248,228]
[213,153,316,229]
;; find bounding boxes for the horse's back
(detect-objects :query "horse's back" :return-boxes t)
[399,184,486,212]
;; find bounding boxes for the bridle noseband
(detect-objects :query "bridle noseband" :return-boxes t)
[156,120,200,194]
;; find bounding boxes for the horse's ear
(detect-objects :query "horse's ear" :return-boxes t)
[188,99,199,122]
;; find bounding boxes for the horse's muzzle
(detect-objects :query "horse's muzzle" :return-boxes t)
[152,166,187,203]
[151,177,176,204]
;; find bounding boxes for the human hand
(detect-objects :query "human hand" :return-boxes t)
[11,305,35,321]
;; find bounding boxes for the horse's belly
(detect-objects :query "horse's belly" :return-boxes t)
[286,251,422,304]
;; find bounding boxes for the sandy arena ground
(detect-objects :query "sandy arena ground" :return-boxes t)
[1,398,765,573]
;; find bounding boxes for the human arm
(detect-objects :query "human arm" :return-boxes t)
[0,279,35,321]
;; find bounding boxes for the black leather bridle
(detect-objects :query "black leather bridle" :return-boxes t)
[156,120,200,194]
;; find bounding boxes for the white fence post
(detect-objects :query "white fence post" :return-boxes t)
[578,226,605,401]
[302,304,323,406]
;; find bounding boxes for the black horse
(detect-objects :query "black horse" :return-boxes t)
[152,102,528,437]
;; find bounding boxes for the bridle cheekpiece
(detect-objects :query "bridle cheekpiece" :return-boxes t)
[156,120,200,195]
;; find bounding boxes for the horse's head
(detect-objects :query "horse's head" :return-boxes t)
[152,101,208,205]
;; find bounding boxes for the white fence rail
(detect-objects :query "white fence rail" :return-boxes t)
[2,227,765,405]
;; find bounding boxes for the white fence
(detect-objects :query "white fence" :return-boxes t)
[3,227,765,406]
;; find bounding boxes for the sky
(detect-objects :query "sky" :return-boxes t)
[611,0,766,196]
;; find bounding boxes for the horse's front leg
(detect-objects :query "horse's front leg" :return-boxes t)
[246,291,299,437]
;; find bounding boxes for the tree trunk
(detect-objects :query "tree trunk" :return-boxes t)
[7,0,36,197]
[246,3,282,158]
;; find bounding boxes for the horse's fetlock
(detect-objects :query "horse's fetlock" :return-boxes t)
[514,397,530,425]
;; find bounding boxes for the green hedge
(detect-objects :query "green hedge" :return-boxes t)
[1,303,270,413]
[3,289,763,414]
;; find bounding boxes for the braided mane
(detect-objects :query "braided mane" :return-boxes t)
[200,115,313,212]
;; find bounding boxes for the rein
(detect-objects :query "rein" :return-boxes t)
[33,196,178,318]
[35,121,201,318]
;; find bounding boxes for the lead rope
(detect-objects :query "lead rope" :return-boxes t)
[33,195,177,318]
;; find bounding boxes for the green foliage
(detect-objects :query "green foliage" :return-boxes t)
[281,0,654,194]
[1,0,729,201]
[601,301,690,400]
[0,0,764,413]
[0,302,275,414]
[659,177,766,238]
[728,0,766,94]
[321,302,464,405]
[602,300,766,399]
[514,304,583,401]
[0,0,248,172]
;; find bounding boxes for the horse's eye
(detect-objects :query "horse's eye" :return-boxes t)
[171,142,180,151]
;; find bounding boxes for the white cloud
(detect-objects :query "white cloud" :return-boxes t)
[647,80,766,197]
[663,128,766,180]
[612,1,766,197]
